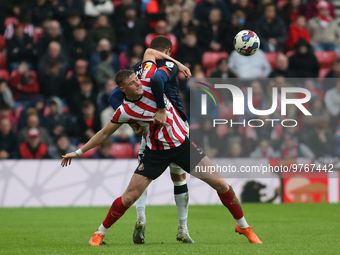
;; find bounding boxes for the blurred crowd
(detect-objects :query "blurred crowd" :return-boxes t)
[0,0,340,159]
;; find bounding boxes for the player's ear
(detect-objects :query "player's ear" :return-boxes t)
[119,86,125,92]
[166,48,171,56]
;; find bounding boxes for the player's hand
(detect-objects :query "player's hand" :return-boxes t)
[132,124,147,137]
[154,109,167,126]
[178,64,191,79]
[61,152,79,167]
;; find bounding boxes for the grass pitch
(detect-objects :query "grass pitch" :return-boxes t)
[0,204,339,254]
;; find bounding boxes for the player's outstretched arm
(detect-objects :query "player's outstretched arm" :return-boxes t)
[143,48,191,79]
[61,122,122,167]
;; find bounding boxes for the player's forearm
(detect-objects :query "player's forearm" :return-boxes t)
[80,129,111,153]
[150,75,165,109]
[145,48,183,67]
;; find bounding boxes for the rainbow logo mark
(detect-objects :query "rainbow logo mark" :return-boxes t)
[196,82,222,106]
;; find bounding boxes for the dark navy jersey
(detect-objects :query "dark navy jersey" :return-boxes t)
[109,59,188,121]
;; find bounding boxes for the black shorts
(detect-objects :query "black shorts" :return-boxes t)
[134,137,206,180]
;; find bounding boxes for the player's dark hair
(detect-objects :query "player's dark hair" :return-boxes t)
[115,69,135,87]
[150,35,173,54]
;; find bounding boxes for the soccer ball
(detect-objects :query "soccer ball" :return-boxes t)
[233,30,260,56]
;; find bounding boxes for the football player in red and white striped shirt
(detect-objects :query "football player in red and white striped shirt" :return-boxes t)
[61,49,262,246]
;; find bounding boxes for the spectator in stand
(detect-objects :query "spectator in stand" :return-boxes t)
[48,133,77,159]
[29,0,54,27]
[17,96,47,130]
[303,96,330,129]
[280,133,314,159]
[19,110,51,145]
[65,59,90,109]
[232,0,256,23]
[326,59,340,79]
[46,97,76,138]
[303,121,334,157]
[85,0,114,19]
[90,140,113,158]
[269,53,296,78]
[325,79,340,124]
[176,32,202,69]
[229,10,250,43]
[145,0,168,28]
[113,0,135,24]
[172,10,197,44]
[10,62,39,102]
[267,75,297,119]
[324,59,340,92]
[227,141,244,158]
[255,4,287,52]
[3,12,35,41]
[145,20,178,56]
[76,100,101,143]
[19,128,50,159]
[96,51,116,91]
[280,0,306,26]
[0,118,19,159]
[39,59,66,98]
[228,49,271,78]
[99,100,137,145]
[6,22,35,71]
[244,81,270,119]
[116,4,147,53]
[0,80,15,108]
[250,139,280,158]
[129,43,145,60]
[67,25,92,66]
[90,39,119,79]
[285,15,310,51]
[165,0,195,31]
[191,116,220,158]
[289,38,319,78]
[0,104,17,133]
[303,79,323,96]
[194,0,231,23]
[70,77,97,114]
[197,8,231,53]
[97,78,116,113]
[38,41,67,78]
[90,14,116,49]
[307,1,340,53]
[210,58,237,78]
[254,0,273,20]
[62,11,82,40]
[36,20,65,57]
[51,0,85,25]
[306,0,336,20]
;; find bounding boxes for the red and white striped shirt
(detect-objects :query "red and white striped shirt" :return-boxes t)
[111,61,188,150]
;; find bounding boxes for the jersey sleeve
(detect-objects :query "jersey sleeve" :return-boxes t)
[110,106,130,124]
[140,61,158,80]
[157,60,179,81]
[108,86,124,110]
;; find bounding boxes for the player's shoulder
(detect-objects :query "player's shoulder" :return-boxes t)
[157,59,178,69]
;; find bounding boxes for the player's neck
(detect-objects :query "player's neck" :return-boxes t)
[125,94,143,102]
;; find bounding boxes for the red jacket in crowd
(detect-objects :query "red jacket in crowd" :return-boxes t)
[10,70,39,101]
[19,142,48,159]
[285,24,311,50]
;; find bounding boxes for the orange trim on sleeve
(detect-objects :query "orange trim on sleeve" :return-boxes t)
[158,67,169,77]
